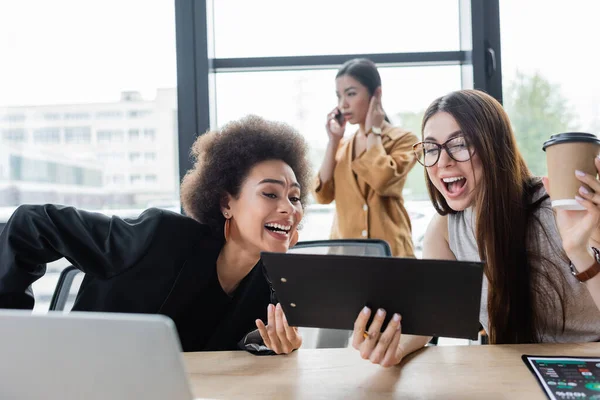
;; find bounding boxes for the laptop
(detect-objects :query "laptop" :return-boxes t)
[261,252,484,340]
[0,311,201,400]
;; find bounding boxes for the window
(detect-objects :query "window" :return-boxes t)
[500,0,600,177]
[33,128,60,144]
[130,174,142,184]
[97,130,124,143]
[9,155,102,187]
[43,113,61,121]
[113,174,125,184]
[2,129,26,142]
[0,1,179,311]
[216,66,462,200]
[98,153,125,161]
[145,174,157,183]
[0,114,26,122]
[128,110,152,118]
[213,0,460,58]
[64,112,90,120]
[96,110,123,119]
[144,152,156,161]
[143,129,156,140]
[129,152,141,162]
[128,129,140,140]
[65,127,91,144]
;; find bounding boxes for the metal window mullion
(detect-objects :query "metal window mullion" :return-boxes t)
[210,51,468,73]
[461,0,503,103]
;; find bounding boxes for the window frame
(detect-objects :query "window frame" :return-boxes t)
[173,0,502,212]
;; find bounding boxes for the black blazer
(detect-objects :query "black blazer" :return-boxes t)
[0,205,273,351]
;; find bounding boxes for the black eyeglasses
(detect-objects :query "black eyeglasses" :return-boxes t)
[412,136,474,167]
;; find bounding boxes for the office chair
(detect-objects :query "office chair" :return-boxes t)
[48,265,83,312]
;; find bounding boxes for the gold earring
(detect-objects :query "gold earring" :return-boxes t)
[224,218,231,241]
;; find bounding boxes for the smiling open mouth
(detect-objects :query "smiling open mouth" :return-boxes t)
[443,176,467,195]
[264,223,291,236]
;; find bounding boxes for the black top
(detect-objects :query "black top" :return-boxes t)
[0,205,274,351]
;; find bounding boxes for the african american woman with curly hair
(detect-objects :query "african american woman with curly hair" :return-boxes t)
[0,115,312,354]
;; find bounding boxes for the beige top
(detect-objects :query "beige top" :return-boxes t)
[313,125,418,257]
[448,189,600,342]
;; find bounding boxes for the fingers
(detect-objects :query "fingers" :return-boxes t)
[352,308,404,367]
[280,307,299,344]
[352,306,371,349]
[365,89,384,132]
[255,318,271,349]
[367,95,376,114]
[325,110,345,136]
[274,303,293,353]
[282,314,303,350]
[265,303,283,353]
[575,167,600,190]
[575,194,600,215]
[575,169,600,206]
[259,304,300,354]
[326,108,338,126]
[374,86,382,100]
[360,308,386,360]
[380,329,403,368]
[372,87,383,110]
[577,186,600,207]
[368,313,401,365]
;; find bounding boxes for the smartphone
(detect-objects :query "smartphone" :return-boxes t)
[334,108,344,125]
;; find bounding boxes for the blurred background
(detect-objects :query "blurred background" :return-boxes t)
[0,0,598,313]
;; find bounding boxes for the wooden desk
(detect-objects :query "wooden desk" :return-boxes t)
[185,343,600,399]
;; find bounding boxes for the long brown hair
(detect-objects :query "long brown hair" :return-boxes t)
[422,89,566,344]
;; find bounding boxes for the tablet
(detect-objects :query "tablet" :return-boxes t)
[522,355,600,399]
[261,252,484,340]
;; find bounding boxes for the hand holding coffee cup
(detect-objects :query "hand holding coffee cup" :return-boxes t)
[543,132,600,210]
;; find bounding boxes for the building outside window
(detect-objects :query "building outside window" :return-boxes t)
[96,110,123,119]
[145,174,157,183]
[65,127,91,144]
[129,152,141,162]
[143,129,156,140]
[64,112,90,120]
[130,174,142,184]
[128,129,140,140]
[1,129,26,142]
[33,128,60,144]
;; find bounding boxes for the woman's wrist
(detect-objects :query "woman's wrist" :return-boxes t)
[567,247,596,272]
[328,137,341,147]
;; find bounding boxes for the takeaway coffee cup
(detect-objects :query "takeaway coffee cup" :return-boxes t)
[542,132,600,210]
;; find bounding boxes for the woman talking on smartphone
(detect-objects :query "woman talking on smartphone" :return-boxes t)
[313,58,418,257]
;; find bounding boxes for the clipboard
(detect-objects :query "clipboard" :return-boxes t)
[261,252,484,340]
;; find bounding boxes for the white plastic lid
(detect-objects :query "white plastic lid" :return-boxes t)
[552,199,586,210]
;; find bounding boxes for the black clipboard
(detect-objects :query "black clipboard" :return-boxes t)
[522,354,600,400]
[261,252,484,340]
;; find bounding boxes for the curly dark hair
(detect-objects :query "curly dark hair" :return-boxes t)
[180,115,311,237]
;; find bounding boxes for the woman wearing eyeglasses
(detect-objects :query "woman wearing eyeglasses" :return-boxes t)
[350,89,600,368]
[313,58,418,257]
